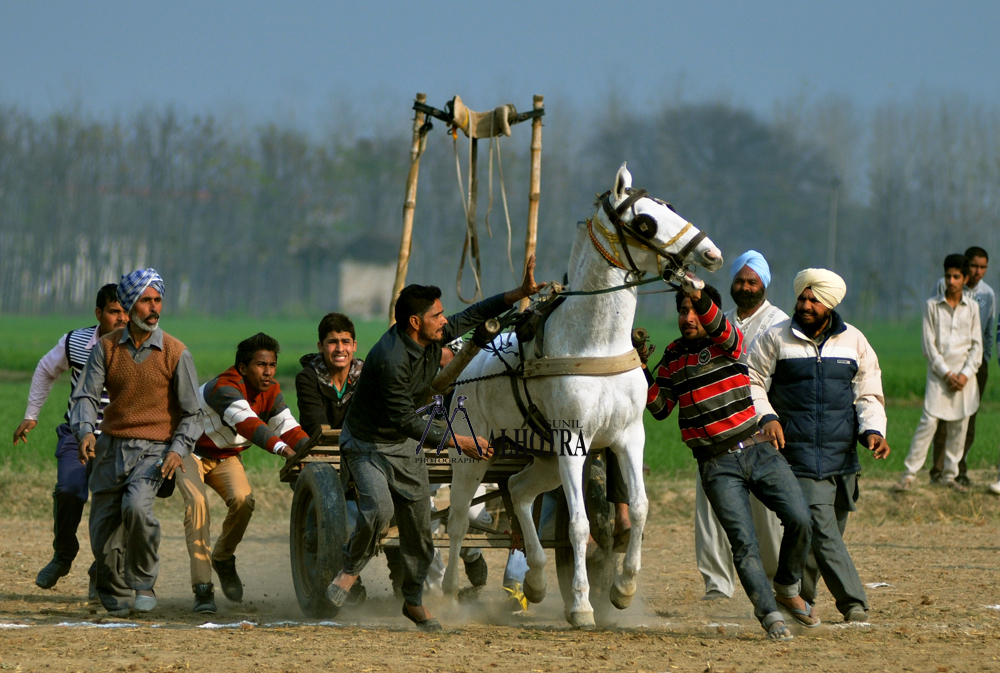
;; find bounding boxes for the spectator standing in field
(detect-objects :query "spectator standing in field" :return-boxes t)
[896,254,983,493]
[695,251,788,600]
[295,312,364,437]
[646,281,815,641]
[749,268,890,623]
[73,269,202,617]
[179,333,312,613]
[325,258,544,632]
[928,247,995,487]
[12,284,127,591]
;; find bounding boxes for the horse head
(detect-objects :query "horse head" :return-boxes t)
[594,163,723,279]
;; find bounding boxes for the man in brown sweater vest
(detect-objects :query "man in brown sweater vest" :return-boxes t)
[72,269,202,617]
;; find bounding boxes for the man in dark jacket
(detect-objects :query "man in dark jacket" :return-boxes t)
[748,268,890,624]
[295,313,364,436]
[324,256,546,632]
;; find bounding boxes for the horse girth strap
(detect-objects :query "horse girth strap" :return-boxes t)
[521,349,641,378]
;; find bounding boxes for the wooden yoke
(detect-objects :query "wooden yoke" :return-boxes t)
[521,95,543,311]
[389,93,428,326]
[389,94,546,324]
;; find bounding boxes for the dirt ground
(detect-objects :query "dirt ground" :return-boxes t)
[3,472,1000,672]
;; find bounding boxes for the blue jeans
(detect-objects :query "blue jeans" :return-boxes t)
[698,442,812,625]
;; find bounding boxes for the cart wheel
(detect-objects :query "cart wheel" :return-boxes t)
[290,462,348,618]
[554,454,615,619]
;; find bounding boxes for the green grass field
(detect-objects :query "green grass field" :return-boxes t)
[1,312,996,477]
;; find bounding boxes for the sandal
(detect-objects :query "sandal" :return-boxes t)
[326,582,349,607]
[776,597,821,628]
[402,604,443,632]
[767,621,794,641]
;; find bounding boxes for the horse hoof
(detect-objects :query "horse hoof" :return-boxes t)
[569,610,596,630]
[523,580,546,604]
[610,583,634,610]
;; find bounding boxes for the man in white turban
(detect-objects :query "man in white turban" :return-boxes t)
[747,268,890,624]
[695,251,789,600]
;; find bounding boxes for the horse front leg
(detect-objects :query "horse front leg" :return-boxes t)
[508,458,561,605]
[559,451,595,629]
[442,461,488,598]
[610,421,648,609]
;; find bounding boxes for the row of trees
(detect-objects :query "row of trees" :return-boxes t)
[1,93,997,320]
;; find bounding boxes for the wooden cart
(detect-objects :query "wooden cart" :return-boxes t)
[279,429,616,617]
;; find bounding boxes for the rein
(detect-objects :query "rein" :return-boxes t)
[596,188,708,280]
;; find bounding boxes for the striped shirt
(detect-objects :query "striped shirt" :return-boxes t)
[645,294,758,459]
[25,326,109,431]
[195,366,310,459]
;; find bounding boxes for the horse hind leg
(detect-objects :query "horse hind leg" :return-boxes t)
[508,459,561,605]
[609,424,648,610]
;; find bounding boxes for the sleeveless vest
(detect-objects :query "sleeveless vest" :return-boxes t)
[64,326,110,431]
[99,329,186,441]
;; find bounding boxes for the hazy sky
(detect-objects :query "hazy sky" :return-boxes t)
[2,0,998,134]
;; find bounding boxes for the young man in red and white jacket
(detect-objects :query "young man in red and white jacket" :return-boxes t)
[177,332,310,613]
[644,282,815,641]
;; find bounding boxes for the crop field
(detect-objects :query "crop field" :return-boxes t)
[3,311,1000,672]
[2,312,997,477]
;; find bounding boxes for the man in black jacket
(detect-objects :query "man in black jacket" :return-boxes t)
[296,312,363,436]
[325,257,546,631]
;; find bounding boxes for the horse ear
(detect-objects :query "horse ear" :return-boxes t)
[613,162,632,203]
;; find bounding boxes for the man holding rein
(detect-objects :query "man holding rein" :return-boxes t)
[327,256,547,632]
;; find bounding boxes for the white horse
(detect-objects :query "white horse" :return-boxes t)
[442,163,722,628]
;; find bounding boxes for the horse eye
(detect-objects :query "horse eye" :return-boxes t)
[632,214,658,238]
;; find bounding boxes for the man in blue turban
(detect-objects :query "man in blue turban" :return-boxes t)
[694,250,791,601]
[72,268,203,617]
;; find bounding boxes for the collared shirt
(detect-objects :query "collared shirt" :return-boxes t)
[344,292,509,446]
[70,327,202,458]
[935,277,996,364]
[921,289,983,421]
[24,325,102,422]
[724,299,789,364]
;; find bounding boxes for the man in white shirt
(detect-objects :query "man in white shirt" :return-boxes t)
[694,250,789,600]
[896,254,983,492]
[928,247,995,488]
[11,284,127,590]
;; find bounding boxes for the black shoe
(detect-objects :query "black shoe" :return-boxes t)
[345,576,367,606]
[463,554,488,588]
[35,559,72,589]
[212,556,243,602]
[193,583,217,613]
[956,475,972,487]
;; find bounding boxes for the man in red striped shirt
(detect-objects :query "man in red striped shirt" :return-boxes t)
[644,283,814,641]
[177,333,311,613]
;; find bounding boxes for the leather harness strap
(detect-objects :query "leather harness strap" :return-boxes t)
[521,349,641,378]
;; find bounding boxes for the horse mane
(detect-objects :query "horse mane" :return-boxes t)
[566,220,589,283]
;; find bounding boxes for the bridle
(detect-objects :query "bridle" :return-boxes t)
[591,188,708,281]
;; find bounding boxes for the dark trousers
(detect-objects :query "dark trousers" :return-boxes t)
[51,424,89,566]
[698,443,812,625]
[797,474,868,615]
[341,453,433,607]
[931,364,988,481]
[603,448,631,504]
